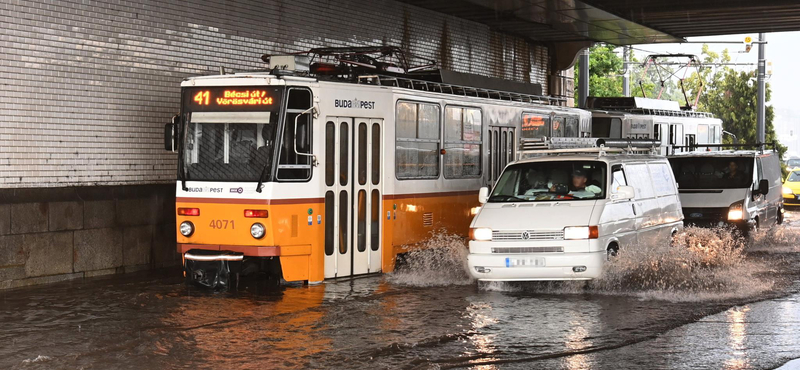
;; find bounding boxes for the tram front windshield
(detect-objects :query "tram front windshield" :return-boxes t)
[490,161,607,202]
[182,111,280,182]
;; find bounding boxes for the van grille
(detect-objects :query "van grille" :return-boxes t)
[491,246,564,254]
[492,230,564,241]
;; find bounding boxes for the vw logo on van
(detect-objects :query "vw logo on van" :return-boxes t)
[521,231,530,240]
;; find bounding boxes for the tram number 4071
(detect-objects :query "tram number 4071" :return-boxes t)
[209,220,234,229]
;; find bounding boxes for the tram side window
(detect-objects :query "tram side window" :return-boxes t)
[444,106,482,178]
[396,101,440,179]
[521,113,550,138]
[278,89,313,181]
[697,124,709,144]
[591,117,622,138]
[565,117,579,138]
[551,116,565,137]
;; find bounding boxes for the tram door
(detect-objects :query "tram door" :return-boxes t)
[488,126,515,185]
[324,117,383,278]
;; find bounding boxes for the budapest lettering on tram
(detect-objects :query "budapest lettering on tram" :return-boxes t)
[163,47,591,288]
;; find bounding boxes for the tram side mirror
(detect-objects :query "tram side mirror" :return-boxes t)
[164,115,179,152]
[478,187,489,204]
[164,123,174,152]
[758,179,769,195]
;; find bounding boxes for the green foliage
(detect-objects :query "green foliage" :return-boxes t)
[688,46,786,159]
[574,44,623,102]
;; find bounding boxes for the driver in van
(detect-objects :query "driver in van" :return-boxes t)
[726,161,744,182]
[568,169,602,198]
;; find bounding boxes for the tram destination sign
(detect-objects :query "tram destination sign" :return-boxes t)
[183,86,283,111]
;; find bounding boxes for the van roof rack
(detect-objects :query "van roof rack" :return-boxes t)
[356,74,564,106]
[670,142,777,155]
[518,137,660,159]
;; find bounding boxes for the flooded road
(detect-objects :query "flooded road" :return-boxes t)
[2,214,800,369]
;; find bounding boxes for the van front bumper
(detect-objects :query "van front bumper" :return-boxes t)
[467,251,606,281]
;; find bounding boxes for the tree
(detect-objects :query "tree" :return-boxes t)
[688,46,786,159]
[574,44,623,103]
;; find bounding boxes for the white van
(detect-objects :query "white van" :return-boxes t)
[668,149,784,235]
[468,147,683,281]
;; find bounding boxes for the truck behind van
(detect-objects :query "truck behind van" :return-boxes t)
[468,139,683,281]
[668,147,784,236]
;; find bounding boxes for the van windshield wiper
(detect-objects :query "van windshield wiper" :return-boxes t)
[488,195,526,203]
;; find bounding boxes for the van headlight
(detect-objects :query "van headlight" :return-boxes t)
[728,200,744,221]
[783,186,794,195]
[250,223,266,239]
[179,221,194,237]
[564,226,599,240]
[469,228,492,241]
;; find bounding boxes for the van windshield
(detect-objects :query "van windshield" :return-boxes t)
[489,161,606,202]
[669,157,753,189]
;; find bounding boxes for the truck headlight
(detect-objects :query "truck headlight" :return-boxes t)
[728,200,744,221]
[250,223,266,239]
[469,228,492,241]
[783,186,794,195]
[179,221,194,237]
[564,226,599,240]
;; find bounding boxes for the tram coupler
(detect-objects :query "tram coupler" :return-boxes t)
[184,249,244,290]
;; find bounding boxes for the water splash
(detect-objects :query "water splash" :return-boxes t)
[750,224,800,253]
[590,226,772,301]
[387,231,474,287]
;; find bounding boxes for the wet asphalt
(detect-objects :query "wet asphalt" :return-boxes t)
[2,213,800,370]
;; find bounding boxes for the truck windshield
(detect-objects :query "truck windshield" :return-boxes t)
[669,157,753,189]
[490,161,606,202]
[182,111,279,182]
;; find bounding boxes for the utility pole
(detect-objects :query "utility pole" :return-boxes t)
[622,46,630,97]
[757,33,766,145]
[578,48,589,108]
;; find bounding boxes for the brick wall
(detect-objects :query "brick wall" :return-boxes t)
[1,0,550,187]
[0,0,553,288]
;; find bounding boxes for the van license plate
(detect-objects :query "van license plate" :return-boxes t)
[506,257,545,267]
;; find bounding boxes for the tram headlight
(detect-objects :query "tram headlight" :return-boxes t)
[179,221,194,237]
[250,223,266,239]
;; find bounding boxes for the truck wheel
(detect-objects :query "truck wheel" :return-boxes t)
[607,243,619,260]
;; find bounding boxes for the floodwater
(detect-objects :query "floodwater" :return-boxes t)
[3,215,800,369]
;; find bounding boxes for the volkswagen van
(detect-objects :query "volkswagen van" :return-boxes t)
[468,150,683,281]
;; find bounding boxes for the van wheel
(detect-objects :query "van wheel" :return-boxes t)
[670,230,679,247]
[777,208,784,225]
[606,243,619,260]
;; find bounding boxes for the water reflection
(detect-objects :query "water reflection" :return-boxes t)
[724,306,750,370]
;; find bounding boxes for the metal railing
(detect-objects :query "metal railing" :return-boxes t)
[356,74,565,106]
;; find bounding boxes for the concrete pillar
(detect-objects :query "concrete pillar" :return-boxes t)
[578,48,590,108]
[757,33,766,145]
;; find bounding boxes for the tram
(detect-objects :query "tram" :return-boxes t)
[587,97,723,155]
[164,53,590,287]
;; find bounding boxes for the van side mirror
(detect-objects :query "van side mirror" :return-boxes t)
[478,187,489,204]
[758,179,769,195]
[611,186,636,200]
[164,123,174,152]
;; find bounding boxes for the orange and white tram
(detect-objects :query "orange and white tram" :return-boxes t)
[164,62,590,287]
